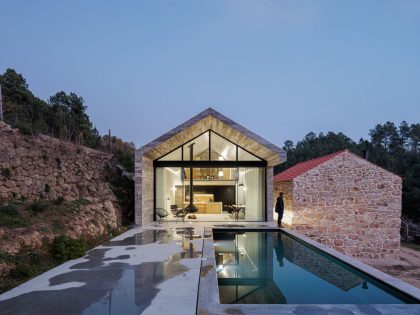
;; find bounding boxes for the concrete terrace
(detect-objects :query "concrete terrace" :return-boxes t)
[1,223,420,315]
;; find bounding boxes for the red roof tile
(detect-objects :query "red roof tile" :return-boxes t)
[273,150,347,181]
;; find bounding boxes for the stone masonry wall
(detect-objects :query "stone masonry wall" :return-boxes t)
[134,149,154,226]
[0,122,122,233]
[273,180,293,224]
[266,167,274,222]
[275,151,402,260]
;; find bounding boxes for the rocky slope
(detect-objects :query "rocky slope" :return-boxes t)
[0,121,128,256]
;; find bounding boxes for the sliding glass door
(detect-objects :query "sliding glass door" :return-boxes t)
[155,166,265,221]
[154,130,267,221]
[237,167,265,220]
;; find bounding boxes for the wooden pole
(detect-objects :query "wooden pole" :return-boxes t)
[0,84,3,121]
[108,129,112,153]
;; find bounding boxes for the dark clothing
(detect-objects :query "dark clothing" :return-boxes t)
[275,233,285,266]
[275,196,284,226]
[275,196,284,213]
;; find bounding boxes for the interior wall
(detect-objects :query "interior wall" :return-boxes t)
[155,168,164,210]
[164,167,182,210]
[193,185,236,205]
[155,167,182,211]
[239,167,265,220]
[151,165,268,222]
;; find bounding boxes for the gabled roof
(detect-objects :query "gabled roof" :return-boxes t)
[138,107,286,167]
[273,150,346,181]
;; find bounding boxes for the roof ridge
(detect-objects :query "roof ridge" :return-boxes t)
[302,149,347,163]
[290,149,346,167]
[138,107,287,166]
[273,150,347,181]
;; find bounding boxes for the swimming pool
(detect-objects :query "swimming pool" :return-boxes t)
[213,230,419,304]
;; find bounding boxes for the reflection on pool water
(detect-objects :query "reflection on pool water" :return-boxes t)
[213,230,418,304]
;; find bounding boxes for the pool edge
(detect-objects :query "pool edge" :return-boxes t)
[283,228,420,302]
[197,226,420,315]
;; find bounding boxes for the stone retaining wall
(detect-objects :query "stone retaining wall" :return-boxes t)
[0,122,122,232]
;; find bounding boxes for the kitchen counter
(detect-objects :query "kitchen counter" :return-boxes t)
[183,202,223,214]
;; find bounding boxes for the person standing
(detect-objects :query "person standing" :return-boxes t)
[275,192,284,227]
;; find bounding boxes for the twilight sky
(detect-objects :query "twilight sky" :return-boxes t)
[1,0,420,148]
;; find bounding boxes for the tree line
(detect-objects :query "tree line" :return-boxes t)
[1,68,418,220]
[0,69,135,172]
[275,123,420,221]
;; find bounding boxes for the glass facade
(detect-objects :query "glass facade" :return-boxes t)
[158,147,182,161]
[158,130,262,162]
[210,132,237,161]
[238,147,261,161]
[182,132,210,161]
[155,166,265,221]
[155,130,266,221]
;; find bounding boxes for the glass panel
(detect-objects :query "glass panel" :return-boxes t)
[158,147,182,161]
[184,167,237,214]
[155,167,184,214]
[210,132,237,161]
[238,147,261,161]
[237,167,265,220]
[183,131,210,161]
[187,168,236,180]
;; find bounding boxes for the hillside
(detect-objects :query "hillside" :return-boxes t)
[0,122,132,292]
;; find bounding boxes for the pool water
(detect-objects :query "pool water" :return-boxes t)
[213,230,418,304]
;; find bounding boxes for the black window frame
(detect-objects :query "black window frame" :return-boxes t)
[152,129,267,222]
[155,129,264,164]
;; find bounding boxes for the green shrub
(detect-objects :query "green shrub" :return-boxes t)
[8,263,36,279]
[0,211,27,228]
[0,204,19,216]
[44,184,51,193]
[13,250,40,265]
[1,168,11,179]
[0,251,9,263]
[28,201,49,214]
[17,124,33,135]
[74,199,91,206]
[51,219,65,232]
[54,196,65,205]
[51,236,87,263]
[39,226,50,233]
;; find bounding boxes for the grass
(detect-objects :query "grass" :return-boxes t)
[0,204,18,215]
[0,204,28,228]
[0,227,127,294]
[28,200,49,214]
[402,242,420,252]
[0,198,128,294]
[0,248,56,293]
[390,264,410,271]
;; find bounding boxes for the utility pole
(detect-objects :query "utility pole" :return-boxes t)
[0,84,3,121]
[108,129,112,153]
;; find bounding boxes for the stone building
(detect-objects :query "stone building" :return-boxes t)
[273,150,402,260]
[135,108,286,226]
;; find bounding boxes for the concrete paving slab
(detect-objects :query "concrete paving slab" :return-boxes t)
[1,221,420,315]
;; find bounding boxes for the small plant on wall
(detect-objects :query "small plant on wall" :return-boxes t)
[1,168,11,179]
[44,184,51,193]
